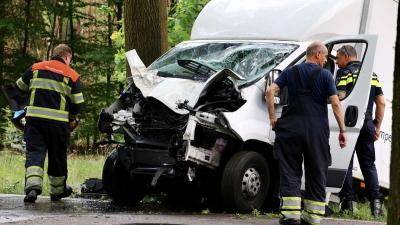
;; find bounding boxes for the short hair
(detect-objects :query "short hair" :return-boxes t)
[53,44,72,58]
[306,41,327,57]
[337,45,357,58]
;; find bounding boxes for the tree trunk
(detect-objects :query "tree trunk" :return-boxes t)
[68,0,74,48]
[388,5,400,225]
[115,0,123,30]
[22,0,31,57]
[124,0,168,77]
[107,0,113,95]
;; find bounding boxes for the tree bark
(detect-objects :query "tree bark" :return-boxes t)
[115,0,123,30]
[22,0,31,57]
[388,4,400,225]
[68,0,74,48]
[124,0,168,77]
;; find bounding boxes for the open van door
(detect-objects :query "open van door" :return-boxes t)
[323,35,377,192]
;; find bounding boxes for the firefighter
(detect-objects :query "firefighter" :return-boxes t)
[266,41,347,225]
[335,45,385,217]
[15,44,84,203]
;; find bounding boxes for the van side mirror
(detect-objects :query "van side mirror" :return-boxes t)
[265,69,288,105]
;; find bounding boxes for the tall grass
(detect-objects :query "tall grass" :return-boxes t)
[0,150,105,195]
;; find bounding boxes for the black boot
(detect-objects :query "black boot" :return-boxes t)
[370,199,383,217]
[50,186,73,201]
[24,190,38,203]
[340,199,353,213]
[279,218,300,225]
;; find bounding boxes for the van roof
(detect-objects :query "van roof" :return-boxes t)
[191,0,365,42]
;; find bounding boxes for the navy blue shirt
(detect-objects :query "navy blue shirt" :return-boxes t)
[274,63,337,106]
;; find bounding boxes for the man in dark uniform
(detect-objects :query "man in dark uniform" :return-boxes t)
[15,44,84,203]
[266,41,347,225]
[335,45,385,217]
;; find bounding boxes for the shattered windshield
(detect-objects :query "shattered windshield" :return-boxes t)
[148,42,298,84]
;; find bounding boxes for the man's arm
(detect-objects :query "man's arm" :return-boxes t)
[16,67,33,93]
[329,94,347,148]
[265,83,280,129]
[373,94,385,141]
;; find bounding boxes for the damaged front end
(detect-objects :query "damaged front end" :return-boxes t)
[98,63,245,204]
[98,42,296,205]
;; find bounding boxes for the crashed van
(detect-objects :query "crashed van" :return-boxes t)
[98,0,397,212]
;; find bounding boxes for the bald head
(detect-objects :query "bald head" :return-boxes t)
[306,41,327,57]
[306,41,328,68]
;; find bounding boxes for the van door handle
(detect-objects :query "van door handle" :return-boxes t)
[345,105,358,127]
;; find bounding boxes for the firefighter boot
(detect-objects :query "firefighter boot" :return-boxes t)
[279,218,300,225]
[370,199,383,217]
[50,186,73,201]
[340,199,353,213]
[24,189,38,203]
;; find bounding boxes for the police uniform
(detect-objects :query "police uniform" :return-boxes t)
[274,63,337,225]
[16,56,84,197]
[337,61,383,207]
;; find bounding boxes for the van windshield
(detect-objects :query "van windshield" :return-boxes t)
[148,42,298,84]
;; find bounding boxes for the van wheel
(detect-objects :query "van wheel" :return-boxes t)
[102,149,145,204]
[221,151,269,213]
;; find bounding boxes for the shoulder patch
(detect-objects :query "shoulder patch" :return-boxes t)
[32,60,80,82]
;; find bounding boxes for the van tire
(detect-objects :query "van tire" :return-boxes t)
[102,149,145,204]
[221,151,269,213]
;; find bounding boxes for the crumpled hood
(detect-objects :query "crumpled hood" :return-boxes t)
[137,75,205,115]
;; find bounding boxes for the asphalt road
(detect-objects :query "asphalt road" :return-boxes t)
[0,194,385,225]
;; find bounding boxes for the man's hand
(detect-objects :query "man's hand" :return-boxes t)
[339,132,347,149]
[270,118,277,129]
[69,119,79,131]
[373,128,380,141]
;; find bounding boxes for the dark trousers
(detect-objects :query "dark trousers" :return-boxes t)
[275,118,331,202]
[339,119,382,201]
[24,119,70,193]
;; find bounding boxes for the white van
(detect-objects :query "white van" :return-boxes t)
[98,0,397,212]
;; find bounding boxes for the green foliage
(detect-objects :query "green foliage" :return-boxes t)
[0,150,105,195]
[330,201,387,222]
[201,208,210,215]
[251,208,261,218]
[168,0,210,47]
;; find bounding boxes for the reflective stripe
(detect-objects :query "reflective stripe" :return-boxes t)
[282,196,301,201]
[30,78,71,96]
[371,79,382,87]
[25,166,44,191]
[71,93,84,104]
[49,176,65,195]
[304,199,325,216]
[16,78,29,92]
[26,166,44,177]
[29,71,39,106]
[302,211,322,224]
[281,210,301,220]
[303,199,325,207]
[60,94,66,111]
[26,106,69,122]
[282,200,301,210]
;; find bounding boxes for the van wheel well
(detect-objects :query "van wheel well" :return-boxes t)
[241,140,280,211]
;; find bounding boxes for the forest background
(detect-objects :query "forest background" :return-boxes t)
[0,0,209,153]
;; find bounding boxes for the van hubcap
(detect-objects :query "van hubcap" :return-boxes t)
[241,167,261,199]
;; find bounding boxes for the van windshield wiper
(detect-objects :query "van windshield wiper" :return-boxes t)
[177,59,217,80]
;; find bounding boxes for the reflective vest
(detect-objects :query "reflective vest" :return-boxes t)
[16,59,84,123]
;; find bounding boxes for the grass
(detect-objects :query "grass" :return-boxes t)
[0,150,387,223]
[0,150,106,196]
[330,201,387,223]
